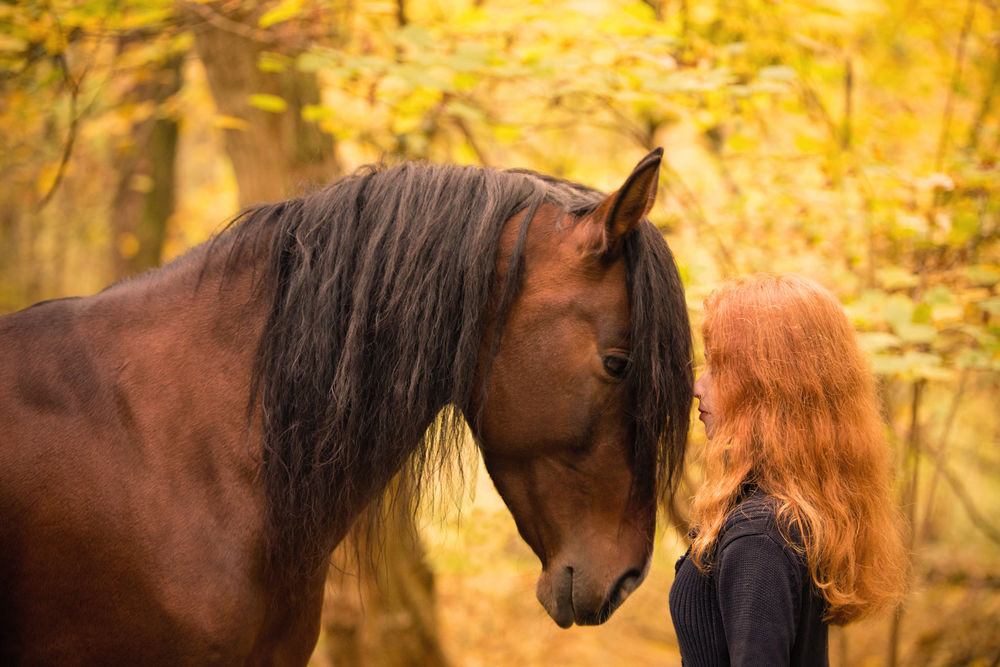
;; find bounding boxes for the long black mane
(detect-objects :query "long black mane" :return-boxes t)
[222,161,691,583]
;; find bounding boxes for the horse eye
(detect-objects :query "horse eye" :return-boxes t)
[602,354,629,378]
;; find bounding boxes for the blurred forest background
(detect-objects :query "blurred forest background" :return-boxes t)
[2,0,999,664]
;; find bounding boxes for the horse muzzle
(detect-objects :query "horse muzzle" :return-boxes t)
[536,562,648,628]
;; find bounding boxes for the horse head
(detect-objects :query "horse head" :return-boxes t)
[472,150,684,627]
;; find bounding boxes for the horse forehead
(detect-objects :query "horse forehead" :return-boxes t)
[521,218,631,331]
[555,256,629,315]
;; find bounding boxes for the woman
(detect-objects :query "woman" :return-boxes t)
[669,273,908,666]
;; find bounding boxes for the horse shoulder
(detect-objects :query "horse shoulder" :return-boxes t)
[0,295,274,663]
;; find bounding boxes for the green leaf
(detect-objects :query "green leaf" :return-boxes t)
[883,294,915,331]
[758,65,797,81]
[214,114,250,131]
[869,353,910,377]
[794,133,825,153]
[955,324,997,346]
[857,331,902,353]
[119,7,172,30]
[948,211,979,244]
[870,351,949,381]
[393,25,434,50]
[978,296,1000,317]
[394,64,453,92]
[930,302,964,323]
[747,80,791,95]
[956,349,994,369]
[446,101,484,122]
[922,285,963,322]
[447,42,493,72]
[297,50,339,73]
[875,266,920,290]
[301,104,334,122]
[893,321,937,344]
[904,351,943,367]
[923,284,955,305]
[258,52,291,74]
[913,302,932,324]
[259,0,305,28]
[453,72,480,91]
[967,264,1000,287]
[248,94,288,113]
[913,366,953,382]
[492,125,522,143]
[845,289,891,327]
[0,34,27,52]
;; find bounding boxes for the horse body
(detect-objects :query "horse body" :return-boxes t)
[0,152,692,664]
[1,261,288,663]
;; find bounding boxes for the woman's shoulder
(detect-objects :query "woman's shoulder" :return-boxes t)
[716,491,807,596]
[719,491,798,551]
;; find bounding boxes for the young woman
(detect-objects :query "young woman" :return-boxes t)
[669,273,908,666]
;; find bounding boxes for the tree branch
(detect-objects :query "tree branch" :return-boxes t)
[452,116,491,167]
[889,378,925,667]
[37,54,80,211]
[935,0,976,172]
[922,427,1000,545]
[966,20,1000,152]
[176,0,274,45]
[918,367,969,543]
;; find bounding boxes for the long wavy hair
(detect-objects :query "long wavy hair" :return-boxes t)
[689,273,906,625]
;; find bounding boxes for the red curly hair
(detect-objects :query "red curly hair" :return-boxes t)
[690,273,907,625]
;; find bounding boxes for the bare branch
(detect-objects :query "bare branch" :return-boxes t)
[889,378,925,667]
[935,0,976,171]
[451,116,491,167]
[37,54,80,211]
[922,432,1000,545]
[967,16,1000,152]
[918,367,969,543]
[176,0,274,45]
[841,57,853,150]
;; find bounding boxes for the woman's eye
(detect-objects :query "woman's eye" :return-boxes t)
[602,354,629,378]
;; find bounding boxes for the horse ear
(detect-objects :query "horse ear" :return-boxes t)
[580,148,663,258]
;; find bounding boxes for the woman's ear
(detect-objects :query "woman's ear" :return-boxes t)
[577,148,662,259]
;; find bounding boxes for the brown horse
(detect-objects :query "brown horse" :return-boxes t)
[0,150,691,665]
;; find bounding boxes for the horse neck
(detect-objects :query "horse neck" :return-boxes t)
[85,240,270,459]
[108,242,266,364]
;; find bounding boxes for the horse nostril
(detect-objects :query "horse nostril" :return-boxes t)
[613,568,643,605]
[570,567,646,626]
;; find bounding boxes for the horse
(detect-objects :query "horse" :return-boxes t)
[0,149,692,665]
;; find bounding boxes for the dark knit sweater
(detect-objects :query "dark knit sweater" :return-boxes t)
[668,493,829,666]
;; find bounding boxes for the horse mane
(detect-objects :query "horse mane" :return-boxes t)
[220,161,691,586]
[623,222,692,505]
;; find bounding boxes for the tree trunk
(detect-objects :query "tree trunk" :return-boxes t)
[320,483,449,667]
[109,45,183,279]
[187,2,340,207]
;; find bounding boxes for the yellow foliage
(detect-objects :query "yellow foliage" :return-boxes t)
[117,232,140,260]
[2,1,999,663]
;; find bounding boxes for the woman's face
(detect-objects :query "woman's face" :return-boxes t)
[694,364,717,439]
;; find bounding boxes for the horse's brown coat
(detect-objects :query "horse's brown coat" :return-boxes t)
[0,152,690,664]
